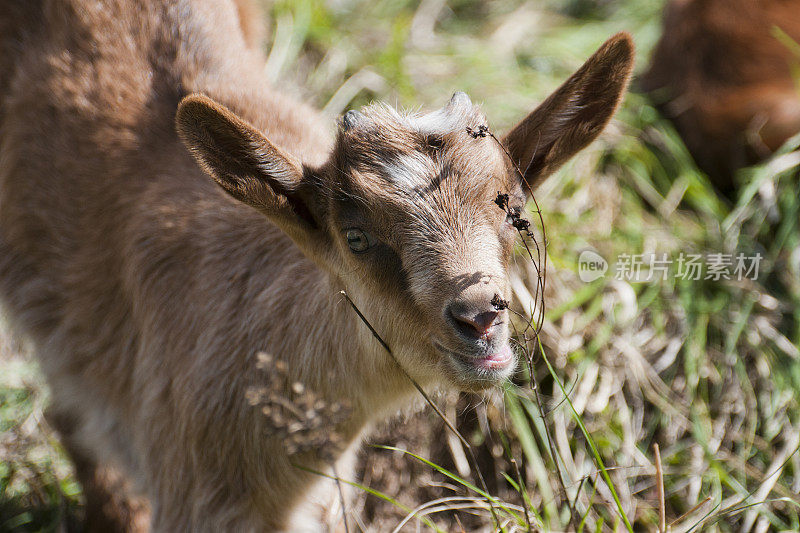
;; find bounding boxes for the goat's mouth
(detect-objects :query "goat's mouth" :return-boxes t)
[434,341,516,387]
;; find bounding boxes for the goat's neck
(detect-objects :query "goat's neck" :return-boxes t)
[274,269,415,429]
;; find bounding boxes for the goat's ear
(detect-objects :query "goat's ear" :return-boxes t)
[176,94,321,234]
[503,32,634,193]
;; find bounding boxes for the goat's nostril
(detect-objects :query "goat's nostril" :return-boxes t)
[472,310,499,335]
[449,307,500,339]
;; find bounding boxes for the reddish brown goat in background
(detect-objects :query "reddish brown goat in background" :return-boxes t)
[0,0,633,530]
[642,0,800,192]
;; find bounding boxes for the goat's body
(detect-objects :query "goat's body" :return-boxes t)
[0,1,410,529]
[642,0,800,191]
[0,1,635,528]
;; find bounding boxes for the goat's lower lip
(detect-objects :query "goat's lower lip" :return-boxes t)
[436,342,514,371]
[468,344,513,370]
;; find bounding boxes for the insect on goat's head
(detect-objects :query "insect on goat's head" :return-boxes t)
[175,32,634,391]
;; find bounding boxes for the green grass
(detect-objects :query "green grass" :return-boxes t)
[2,0,799,531]
[0,340,81,532]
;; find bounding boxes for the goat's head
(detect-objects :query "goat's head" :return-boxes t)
[176,33,633,391]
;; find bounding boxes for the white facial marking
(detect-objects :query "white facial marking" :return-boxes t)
[361,95,485,190]
[381,152,433,189]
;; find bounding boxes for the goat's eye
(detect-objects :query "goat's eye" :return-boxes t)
[344,228,374,253]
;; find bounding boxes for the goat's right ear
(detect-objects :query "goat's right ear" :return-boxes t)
[176,94,321,235]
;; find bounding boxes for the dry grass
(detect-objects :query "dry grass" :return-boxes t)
[2,0,799,531]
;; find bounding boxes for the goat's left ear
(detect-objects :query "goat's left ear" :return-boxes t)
[504,32,634,192]
[176,94,322,241]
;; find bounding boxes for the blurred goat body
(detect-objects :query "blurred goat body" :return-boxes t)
[642,0,800,191]
[0,0,633,530]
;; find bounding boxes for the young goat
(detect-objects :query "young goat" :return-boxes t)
[0,0,633,530]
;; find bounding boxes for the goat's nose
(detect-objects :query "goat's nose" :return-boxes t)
[447,304,500,339]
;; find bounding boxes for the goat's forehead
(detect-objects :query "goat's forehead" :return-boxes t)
[359,96,486,134]
[336,101,507,193]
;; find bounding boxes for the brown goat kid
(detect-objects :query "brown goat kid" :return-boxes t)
[0,1,633,530]
[642,0,800,192]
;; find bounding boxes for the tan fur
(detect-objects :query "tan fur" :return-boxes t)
[233,0,267,51]
[642,0,800,191]
[0,1,633,530]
